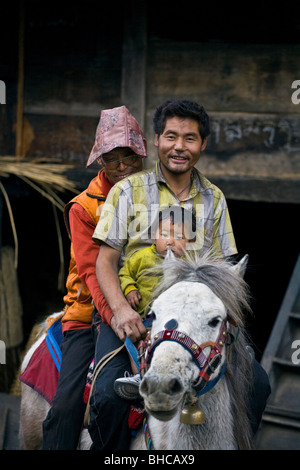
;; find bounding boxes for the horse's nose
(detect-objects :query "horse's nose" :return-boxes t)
[140,374,184,397]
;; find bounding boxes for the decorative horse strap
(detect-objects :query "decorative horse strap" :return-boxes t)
[136,317,235,449]
[141,318,232,395]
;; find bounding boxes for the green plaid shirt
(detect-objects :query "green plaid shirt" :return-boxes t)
[93,162,237,264]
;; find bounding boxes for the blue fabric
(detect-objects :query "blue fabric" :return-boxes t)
[124,317,152,371]
[196,363,227,396]
[46,318,63,372]
[124,337,139,370]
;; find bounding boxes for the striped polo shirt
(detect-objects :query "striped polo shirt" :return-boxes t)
[92,162,237,263]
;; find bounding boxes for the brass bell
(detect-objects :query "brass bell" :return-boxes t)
[180,400,205,425]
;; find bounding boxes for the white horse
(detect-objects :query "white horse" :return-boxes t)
[19,253,253,450]
[19,312,92,450]
[130,252,253,450]
[19,316,56,450]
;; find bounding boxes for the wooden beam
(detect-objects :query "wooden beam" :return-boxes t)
[15,0,25,158]
[208,174,300,204]
[121,1,147,129]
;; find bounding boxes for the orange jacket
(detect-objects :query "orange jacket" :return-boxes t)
[62,170,113,330]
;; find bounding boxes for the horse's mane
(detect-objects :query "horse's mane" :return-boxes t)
[149,251,254,449]
[152,251,250,326]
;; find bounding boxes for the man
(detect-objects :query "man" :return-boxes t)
[93,100,236,344]
[42,105,147,450]
[88,99,265,450]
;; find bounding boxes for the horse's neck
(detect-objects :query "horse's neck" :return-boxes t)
[148,380,236,450]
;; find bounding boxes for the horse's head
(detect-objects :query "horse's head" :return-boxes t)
[139,254,249,423]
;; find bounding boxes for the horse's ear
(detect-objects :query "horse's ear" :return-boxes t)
[231,254,249,278]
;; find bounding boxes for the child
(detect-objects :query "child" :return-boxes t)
[114,205,196,399]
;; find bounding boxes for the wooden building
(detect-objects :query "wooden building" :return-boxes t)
[0,0,299,449]
[2,1,300,198]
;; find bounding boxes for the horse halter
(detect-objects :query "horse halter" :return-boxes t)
[142,317,232,396]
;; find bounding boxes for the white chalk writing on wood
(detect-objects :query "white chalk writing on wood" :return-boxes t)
[208,116,300,153]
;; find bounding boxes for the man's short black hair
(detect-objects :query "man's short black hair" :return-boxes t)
[153,99,210,140]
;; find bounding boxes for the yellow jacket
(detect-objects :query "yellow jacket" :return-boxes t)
[119,244,163,314]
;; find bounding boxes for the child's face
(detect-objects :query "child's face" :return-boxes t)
[154,218,190,257]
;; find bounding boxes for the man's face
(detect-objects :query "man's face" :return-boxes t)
[100,147,143,184]
[154,117,207,176]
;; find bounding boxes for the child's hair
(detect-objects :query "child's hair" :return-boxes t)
[151,205,196,241]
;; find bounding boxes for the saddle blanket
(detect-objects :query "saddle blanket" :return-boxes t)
[19,336,60,405]
[19,317,144,430]
[19,316,63,405]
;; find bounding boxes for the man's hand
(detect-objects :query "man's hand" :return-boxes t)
[97,244,146,344]
[126,290,142,311]
[111,306,146,344]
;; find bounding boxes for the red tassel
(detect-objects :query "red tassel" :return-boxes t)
[128,406,144,430]
[83,384,91,404]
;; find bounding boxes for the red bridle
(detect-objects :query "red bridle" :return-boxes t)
[140,319,231,395]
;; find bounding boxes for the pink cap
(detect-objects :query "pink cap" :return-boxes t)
[86,105,147,167]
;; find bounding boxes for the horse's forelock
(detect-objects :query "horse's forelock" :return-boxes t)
[151,252,251,327]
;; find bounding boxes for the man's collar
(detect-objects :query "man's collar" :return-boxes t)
[155,161,210,195]
[155,161,166,183]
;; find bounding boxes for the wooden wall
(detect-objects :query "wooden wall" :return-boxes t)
[145,40,300,202]
[1,1,300,202]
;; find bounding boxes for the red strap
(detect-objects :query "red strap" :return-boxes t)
[199,370,210,382]
[147,329,208,368]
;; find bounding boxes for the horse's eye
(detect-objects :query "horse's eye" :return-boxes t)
[208,317,220,328]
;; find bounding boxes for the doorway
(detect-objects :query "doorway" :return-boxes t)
[227,199,300,360]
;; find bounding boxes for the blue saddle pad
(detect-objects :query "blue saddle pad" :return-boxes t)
[45,315,153,374]
[46,317,63,372]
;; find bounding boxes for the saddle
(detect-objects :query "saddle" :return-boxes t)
[19,318,62,405]
[19,317,144,432]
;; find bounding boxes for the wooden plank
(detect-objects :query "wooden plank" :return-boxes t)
[23,114,99,165]
[23,2,122,117]
[206,113,300,157]
[23,64,121,117]
[146,41,300,114]
[206,175,300,204]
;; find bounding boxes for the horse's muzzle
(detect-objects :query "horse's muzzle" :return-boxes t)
[140,373,184,420]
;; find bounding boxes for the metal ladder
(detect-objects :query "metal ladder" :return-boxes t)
[255,253,300,449]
